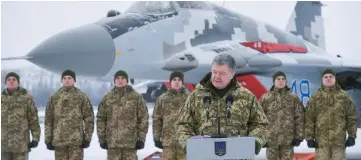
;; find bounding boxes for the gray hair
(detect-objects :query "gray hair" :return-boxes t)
[212,54,236,72]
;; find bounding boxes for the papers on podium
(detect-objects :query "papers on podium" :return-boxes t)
[186,135,255,160]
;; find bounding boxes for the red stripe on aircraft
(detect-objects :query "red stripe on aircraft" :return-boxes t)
[163,82,195,91]
[163,82,171,89]
[184,83,195,92]
[240,41,307,53]
[236,74,268,100]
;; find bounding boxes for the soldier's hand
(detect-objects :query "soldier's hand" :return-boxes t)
[135,140,145,150]
[28,140,38,148]
[345,137,355,147]
[307,140,317,148]
[46,143,55,150]
[154,140,163,149]
[291,139,303,147]
[100,142,108,150]
[262,143,268,148]
[255,140,261,155]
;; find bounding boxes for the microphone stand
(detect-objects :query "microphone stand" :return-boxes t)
[200,97,241,138]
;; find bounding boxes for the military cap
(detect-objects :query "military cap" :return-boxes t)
[322,68,336,77]
[62,69,76,81]
[5,72,20,84]
[170,71,184,82]
[114,70,128,82]
[272,71,286,83]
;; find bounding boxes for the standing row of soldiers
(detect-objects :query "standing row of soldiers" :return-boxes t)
[1,54,357,160]
[1,70,149,160]
[155,54,357,160]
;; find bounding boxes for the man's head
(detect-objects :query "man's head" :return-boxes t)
[273,71,287,89]
[114,70,128,88]
[5,72,20,90]
[61,70,76,87]
[321,68,336,88]
[211,54,236,89]
[170,71,184,90]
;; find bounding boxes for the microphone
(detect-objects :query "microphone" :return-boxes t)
[225,94,234,119]
[203,96,212,120]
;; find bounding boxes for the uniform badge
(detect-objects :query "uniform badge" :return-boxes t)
[214,141,226,157]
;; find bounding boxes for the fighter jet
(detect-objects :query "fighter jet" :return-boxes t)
[2,1,361,159]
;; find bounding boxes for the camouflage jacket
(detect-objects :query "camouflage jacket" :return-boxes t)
[305,84,357,147]
[45,86,94,147]
[1,87,41,152]
[96,85,149,149]
[152,87,188,146]
[259,86,304,145]
[176,73,269,149]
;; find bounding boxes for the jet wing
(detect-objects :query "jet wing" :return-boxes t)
[163,41,360,86]
[230,51,361,90]
[260,53,361,72]
[198,43,361,75]
[221,41,361,74]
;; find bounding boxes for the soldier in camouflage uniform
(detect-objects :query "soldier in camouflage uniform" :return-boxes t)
[176,54,269,155]
[1,72,41,160]
[152,71,188,160]
[45,70,94,160]
[97,70,149,160]
[259,71,304,160]
[305,69,357,160]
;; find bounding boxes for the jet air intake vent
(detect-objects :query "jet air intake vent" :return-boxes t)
[212,47,232,53]
[184,54,195,62]
[107,10,121,17]
[240,41,307,53]
[336,71,361,90]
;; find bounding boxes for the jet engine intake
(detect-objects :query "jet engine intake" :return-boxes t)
[337,71,361,90]
[107,10,121,17]
[141,81,167,103]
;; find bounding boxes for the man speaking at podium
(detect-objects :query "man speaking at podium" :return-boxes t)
[176,54,269,156]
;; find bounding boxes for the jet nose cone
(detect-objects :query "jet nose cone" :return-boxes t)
[27,23,115,77]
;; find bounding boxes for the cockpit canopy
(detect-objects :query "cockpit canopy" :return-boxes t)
[125,1,213,15]
[176,1,213,10]
[125,1,177,15]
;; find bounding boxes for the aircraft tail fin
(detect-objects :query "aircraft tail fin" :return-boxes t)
[285,1,326,49]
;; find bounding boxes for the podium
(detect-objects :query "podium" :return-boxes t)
[186,135,255,160]
[187,95,256,159]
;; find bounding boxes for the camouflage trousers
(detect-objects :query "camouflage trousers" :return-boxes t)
[55,146,84,160]
[315,146,346,160]
[1,152,28,160]
[266,145,293,160]
[162,142,185,160]
[107,148,137,160]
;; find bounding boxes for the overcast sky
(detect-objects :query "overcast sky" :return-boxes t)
[1,1,361,69]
